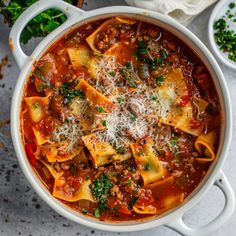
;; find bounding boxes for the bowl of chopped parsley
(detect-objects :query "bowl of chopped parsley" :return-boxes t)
[209,0,236,69]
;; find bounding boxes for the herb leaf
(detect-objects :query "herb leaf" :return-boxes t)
[90,174,113,210]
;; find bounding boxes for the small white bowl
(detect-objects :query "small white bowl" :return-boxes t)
[208,0,236,70]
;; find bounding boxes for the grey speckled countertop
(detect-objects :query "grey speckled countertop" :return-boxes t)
[0,1,236,236]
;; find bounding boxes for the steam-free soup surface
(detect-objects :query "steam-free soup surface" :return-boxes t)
[21,17,220,221]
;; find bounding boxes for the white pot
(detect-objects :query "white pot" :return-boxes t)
[10,0,235,235]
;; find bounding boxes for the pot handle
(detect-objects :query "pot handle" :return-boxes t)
[9,0,84,69]
[166,170,235,236]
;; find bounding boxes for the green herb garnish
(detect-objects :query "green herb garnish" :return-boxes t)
[127,179,132,186]
[101,120,107,127]
[145,162,151,171]
[117,97,125,104]
[33,103,39,109]
[229,2,235,9]
[129,197,138,209]
[82,208,88,215]
[130,113,137,122]
[155,75,164,86]
[170,138,178,146]
[60,83,85,104]
[90,174,113,210]
[94,208,100,218]
[160,49,168,60]
[213,5,236,62]
[109,71,115,77]
[0,0,78,44]
[96,106,105,113]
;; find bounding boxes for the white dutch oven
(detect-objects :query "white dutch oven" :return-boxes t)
[10,0,235,235]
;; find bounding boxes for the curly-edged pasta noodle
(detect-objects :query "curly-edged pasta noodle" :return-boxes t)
[53,178,95,202]
[147,176,184,212]
[40,160,64,179]
[42,142,83,163]
[104,42,133,64]
[86,17,136,53]
[24,96,49,123]
[86,18,117,53]
[82,133,116,167]
[32,127,50,145]
[73,149,88,165]
[133,204,158,215]
[76,79,116,112]
[194,131,217,163]
[192,96,209,117]
[130,137,168,186]
[113,151,132,163]
[157,68,204,136]
[67,45,91,69]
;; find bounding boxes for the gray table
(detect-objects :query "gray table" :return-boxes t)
[0,1,236,235]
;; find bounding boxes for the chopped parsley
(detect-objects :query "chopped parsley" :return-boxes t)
[60,83,85,104]
[33,103,39,109]
[170,138,178,146]
[145,162,151,171]
[137,150,144,156]
[130,113,137,122]
[90,174,113,210]
[127,179,132,186]
[160,49,168,60]
[213,3,236,62]
[109,71,115,77]
[82,208,88,215]
[151,95,158,100]
[117,97,125,104]
[129,197,138,209]
[155,75,164,86]
[101,120,107,127]
[94,208,100,218]
[96,106,105,113]
[229,2,235,9]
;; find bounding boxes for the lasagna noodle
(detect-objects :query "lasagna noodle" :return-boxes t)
[130,137,167,186]
[24,96,49,123]
[195,131,217,162]
[76,79,116,112]
[86,17,136,53]
[42,142,83,163]
[32,127,50,145]
[157,68,204,136]
[40,160,64,180]
[133,205,158,215]
[142,176,184,213]
[53,178,95,202]
[67,46,91,69]
[82,133,117,167]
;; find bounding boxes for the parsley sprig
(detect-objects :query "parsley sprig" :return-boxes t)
[0,0,80,44]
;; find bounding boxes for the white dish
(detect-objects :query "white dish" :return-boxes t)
[9,0,235,235]
[208,0,236,69]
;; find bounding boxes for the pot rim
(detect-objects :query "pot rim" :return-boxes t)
[10,5,233,232]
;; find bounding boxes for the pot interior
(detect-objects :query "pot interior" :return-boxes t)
[16,10,229,228]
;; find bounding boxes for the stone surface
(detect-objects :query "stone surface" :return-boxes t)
[0,1,235,236]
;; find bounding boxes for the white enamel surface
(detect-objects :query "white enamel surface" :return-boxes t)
[208,0,236,70]
[9,0,235,234]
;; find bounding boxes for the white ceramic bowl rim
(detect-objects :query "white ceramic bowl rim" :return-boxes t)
[10,0,235,235]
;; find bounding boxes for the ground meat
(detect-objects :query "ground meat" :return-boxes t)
[177,134,195,158]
